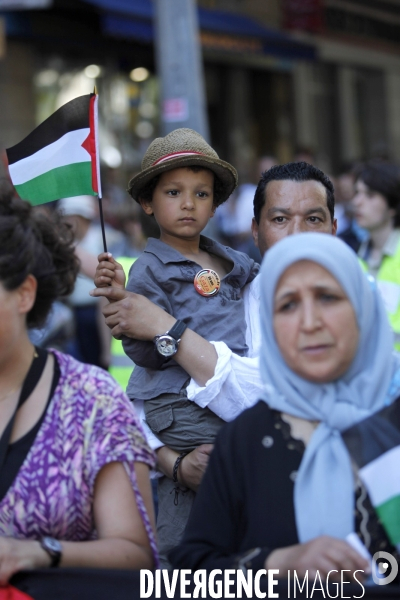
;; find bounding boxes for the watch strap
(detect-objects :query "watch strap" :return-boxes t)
[167,320,187,341]
[40,536,62,568]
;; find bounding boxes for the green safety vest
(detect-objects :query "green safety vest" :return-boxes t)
[109,257,137,390]
[359,242,400,352]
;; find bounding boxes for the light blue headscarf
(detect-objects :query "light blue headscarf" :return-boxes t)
[259,232,400,543]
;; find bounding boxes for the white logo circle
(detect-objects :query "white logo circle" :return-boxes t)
[372,551,398,585]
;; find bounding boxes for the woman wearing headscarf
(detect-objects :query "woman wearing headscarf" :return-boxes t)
[170,232,400,577]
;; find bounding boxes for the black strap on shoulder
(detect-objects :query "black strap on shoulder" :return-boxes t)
[0,347,47,475]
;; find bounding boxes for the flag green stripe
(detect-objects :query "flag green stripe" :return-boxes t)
[376,495,400,545]
[14,162,95,205]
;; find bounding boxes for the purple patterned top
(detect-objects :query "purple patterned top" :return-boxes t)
[0,351,159,566]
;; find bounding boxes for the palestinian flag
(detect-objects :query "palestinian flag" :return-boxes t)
[6,93,101,205]
[343,397,400,551]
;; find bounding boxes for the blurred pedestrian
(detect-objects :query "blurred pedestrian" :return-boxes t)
[293,145,315,165]
[109,202,148,257]
[58,196,112,368]
[352,160,400,350]
[215,156,278,262]
[336,161,367,251]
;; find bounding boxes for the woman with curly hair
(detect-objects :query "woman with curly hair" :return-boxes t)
[0,185,158,583]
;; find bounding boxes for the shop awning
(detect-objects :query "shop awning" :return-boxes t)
[83,0,316,60]
[83,0,153,20]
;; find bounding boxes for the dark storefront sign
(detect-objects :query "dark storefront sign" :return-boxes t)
[326,6,400,46]
[200,31,263,55]
[283,0,325,33]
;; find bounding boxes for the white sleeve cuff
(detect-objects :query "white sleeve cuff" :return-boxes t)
[186,341,233,408]
[187,346,264,422]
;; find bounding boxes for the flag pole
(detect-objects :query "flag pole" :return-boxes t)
[98,195,108,253]
[93,86,108,253]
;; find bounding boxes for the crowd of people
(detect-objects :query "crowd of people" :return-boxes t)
[0,128,399,589]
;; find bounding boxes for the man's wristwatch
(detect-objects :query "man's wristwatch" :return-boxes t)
[40,536,62,568]
[153,320,187,357]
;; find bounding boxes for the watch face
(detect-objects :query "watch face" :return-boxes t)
[156,335,178,357]
[43,537,62,553]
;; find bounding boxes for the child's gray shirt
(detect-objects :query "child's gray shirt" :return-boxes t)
[123,235,259,401]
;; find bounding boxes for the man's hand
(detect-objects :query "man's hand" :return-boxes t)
[265,536,370,580]
[90,287,175,340]
[94,252,126,290]
[156,444,214,493]
[179,444,214,492]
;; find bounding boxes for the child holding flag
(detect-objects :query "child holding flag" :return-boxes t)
[95,128,259,566]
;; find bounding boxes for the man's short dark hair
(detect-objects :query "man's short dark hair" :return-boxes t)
[253,162,335,224]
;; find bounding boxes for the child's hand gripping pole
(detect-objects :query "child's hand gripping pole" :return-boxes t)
[94,253,126,298]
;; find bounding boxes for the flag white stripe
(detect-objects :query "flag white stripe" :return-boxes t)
[94,95,102,197]
[9,128,91,185]
[359,445,400,507]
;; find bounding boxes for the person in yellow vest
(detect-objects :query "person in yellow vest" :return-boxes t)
[352,160,400,350]
[109,257,137,388]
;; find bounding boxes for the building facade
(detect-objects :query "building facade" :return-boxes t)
[1,0,399,184]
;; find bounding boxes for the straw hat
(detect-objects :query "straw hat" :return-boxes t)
[128,128,238,206]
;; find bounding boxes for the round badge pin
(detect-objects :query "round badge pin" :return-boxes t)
[194,269,221,297]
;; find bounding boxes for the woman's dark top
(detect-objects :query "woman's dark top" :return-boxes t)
[170,401,397,571]
[0,352,60,502]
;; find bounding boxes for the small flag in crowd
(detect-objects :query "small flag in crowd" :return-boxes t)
[343,397,400,551]
[6,93,101,205]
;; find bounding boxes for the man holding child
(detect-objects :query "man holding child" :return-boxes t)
[92,131,337,566]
